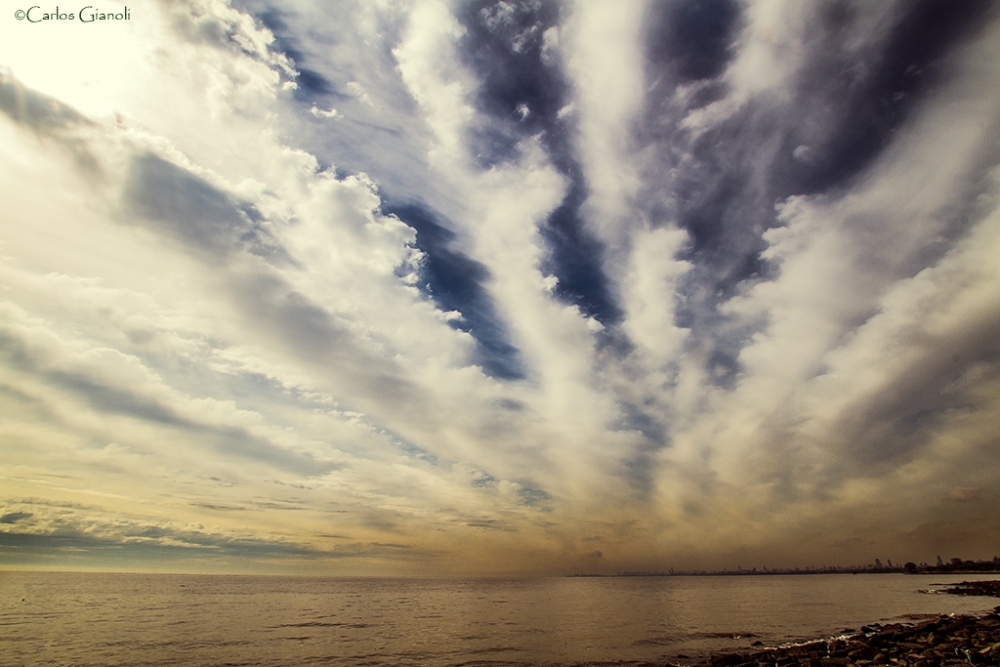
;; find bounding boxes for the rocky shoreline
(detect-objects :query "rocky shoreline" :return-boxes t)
[677,580,1000,667]
[938,580,1000,598]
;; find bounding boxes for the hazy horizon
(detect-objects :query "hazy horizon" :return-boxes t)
[2,0,1000,577]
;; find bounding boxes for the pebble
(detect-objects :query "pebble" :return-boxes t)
[675,581,1000,667]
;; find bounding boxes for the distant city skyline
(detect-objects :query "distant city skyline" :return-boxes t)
[1,0,999,575]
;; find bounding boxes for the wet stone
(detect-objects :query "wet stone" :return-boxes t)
[684,596,1000,667]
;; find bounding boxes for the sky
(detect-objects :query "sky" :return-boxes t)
[1,0,999,576]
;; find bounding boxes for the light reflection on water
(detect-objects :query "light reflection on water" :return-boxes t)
[1,572,997,666]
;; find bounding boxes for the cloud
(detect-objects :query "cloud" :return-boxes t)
[309,106,341,119]
[946,488,982,503]
[0,72,91,130]
[386,204,526,379]
[1,0,999,574]
[123,152,290,262]
[0,499,326,566]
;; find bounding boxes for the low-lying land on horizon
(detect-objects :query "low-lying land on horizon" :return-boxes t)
[569,557,1000,578]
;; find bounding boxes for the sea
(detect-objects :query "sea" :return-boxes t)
[2,571,998,666]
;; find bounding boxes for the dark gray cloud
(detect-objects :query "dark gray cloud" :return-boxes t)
[836,314,1000,471]
[222,268,424,418]
[0,501,432,563]
[121,149,430,431]
[457,0,624,328]
[322,541,439,561]
[252,7,343,102]
[124,153,292,264]
[785,0,996,195]
[646,0,743,83]
[387,204,526,379]
[516,484,551,509]
[540,181,626,328]
[0,527,320,561]
[635,0,998,387]
[0,71,104,179]
[190,502,248,511]
[457,0,567,166]
[0,328,334,478]
[0,71,89,130]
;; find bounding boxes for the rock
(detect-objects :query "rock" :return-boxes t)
[940,580,1000,597]
[690,605,1000,667]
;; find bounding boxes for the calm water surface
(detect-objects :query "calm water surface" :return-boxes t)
[1,571,997,666]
